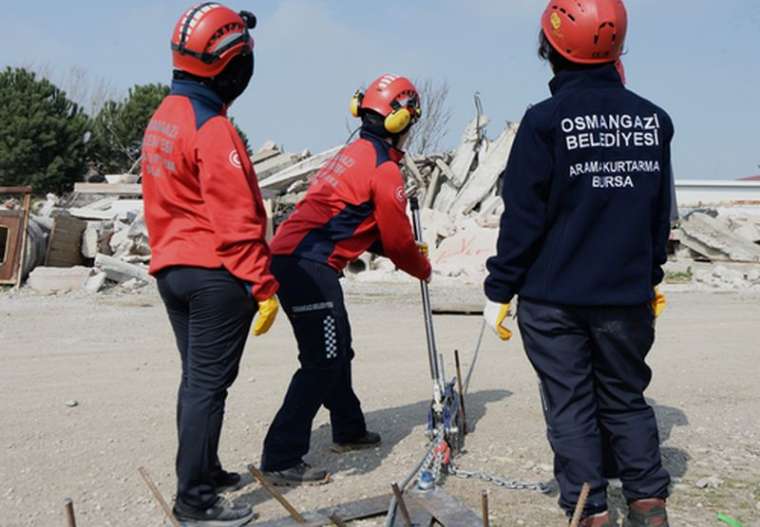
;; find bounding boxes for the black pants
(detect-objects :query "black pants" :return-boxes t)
[157,267,256,510]
[517,298,670,517]
[261,256,367,471]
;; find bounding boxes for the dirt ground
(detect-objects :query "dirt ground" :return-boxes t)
[1,281,759,527]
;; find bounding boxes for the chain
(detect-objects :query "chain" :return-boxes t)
[448,460,552,494]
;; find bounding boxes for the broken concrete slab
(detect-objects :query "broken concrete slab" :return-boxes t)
[95,253,153,284]
[679,212,760,263]
[84,270,107,294]
[434,116,489,212]
[254,153,303,180]
[449,122,518,216]
[260,146,343,192]
[27,266,92,295]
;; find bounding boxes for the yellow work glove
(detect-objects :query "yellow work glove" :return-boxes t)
[416,241,429,257]
[483,299,513,341]
[652,289,666,318]
[253,296,279,336]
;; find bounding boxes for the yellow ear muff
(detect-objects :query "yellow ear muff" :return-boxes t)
[350,90,363,118]
[384,108,412,134]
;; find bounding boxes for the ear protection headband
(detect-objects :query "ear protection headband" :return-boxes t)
[350,90,421,135]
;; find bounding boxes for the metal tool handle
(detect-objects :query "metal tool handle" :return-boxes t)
[409,197,443,404]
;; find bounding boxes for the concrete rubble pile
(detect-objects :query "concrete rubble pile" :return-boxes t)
[8,109,760,295]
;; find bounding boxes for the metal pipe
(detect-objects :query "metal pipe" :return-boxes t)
[464,320,487,395]
[455,350,467,434]
[409,197,443,403]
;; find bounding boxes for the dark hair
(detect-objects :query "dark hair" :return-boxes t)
[538,30,608,74]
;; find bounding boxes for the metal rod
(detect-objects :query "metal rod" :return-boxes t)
[409,196,443,404]
[464,320,487,395]
[329,513,349,527]
[138,467,182,527]
[454,350,468,434]
[64,498,77,527]
[481,490,490,527]
[384,435,440,527]
[247,464,307,524]
[391,483,413,527]
[569,483,591,527]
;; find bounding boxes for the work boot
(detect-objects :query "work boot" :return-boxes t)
[211,470,247,493]
[262,462,330,487]
[624,499,669,527]
[570,512,612,527]
[173,497,255,527]
[331,431,382,453]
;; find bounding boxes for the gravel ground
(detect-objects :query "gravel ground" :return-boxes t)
[1,280,759,527]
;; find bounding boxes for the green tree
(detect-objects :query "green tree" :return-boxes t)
[0,67,90,193]
[91,83,170,174]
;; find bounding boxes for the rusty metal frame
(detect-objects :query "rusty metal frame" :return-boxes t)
[0,186,32,287]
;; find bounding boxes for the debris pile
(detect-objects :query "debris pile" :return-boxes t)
[6,108,760,295]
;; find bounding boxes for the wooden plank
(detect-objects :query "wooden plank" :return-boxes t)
[74,183,143,196]
[257,494,392,527]
[0,186,33,194]
[408,488,482,527]
[45,216,86,268]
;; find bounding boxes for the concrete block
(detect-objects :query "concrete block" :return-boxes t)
[27,266,92,295]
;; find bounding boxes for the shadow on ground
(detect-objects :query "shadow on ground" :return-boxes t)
[235,389,511,510]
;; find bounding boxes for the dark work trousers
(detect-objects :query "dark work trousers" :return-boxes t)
[517,298,670,517]
[157,266,256,510]
[261,256,367,471]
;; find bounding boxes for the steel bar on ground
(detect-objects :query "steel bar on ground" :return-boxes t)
[248,464,307,524]
[455,350,468,434]
[64,498,77,527]
[569,483,591,527]
[138,466,181,527]
[481,490,490,527]
[391,483,413,527]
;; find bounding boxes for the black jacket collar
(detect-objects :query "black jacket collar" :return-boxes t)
[549,63,623,96]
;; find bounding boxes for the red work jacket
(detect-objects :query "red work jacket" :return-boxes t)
[141,80,277,300]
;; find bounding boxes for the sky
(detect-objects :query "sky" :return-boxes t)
[2,0,758,180]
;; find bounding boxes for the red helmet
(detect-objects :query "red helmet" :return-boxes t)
[541,0,627,65]
[351,74,422,134]
[171,3,255,78]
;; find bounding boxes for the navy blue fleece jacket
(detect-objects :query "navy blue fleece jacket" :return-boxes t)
[484,64,674,306]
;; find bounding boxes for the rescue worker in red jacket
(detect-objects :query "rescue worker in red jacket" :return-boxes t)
[258,75,432,485]
[483,1,672,526]
[142,4,277,525]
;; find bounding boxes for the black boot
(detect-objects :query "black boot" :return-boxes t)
[331,431,381,453]
[173,497,255,527]
[262,462,330,486]
[211,470,247,493]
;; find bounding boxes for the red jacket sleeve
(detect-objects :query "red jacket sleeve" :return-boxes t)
[193,117,279,300]
[371,163,432,280]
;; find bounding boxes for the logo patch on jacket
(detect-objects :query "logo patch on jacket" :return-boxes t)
[228,150,242,169]
[395,186,407,205]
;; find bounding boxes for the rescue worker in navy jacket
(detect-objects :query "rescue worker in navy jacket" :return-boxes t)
[483,1,672,526]
[142,5,276,525]
[258,75,432,485]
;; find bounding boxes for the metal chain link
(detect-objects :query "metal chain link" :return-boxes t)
[448,460,552,494]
